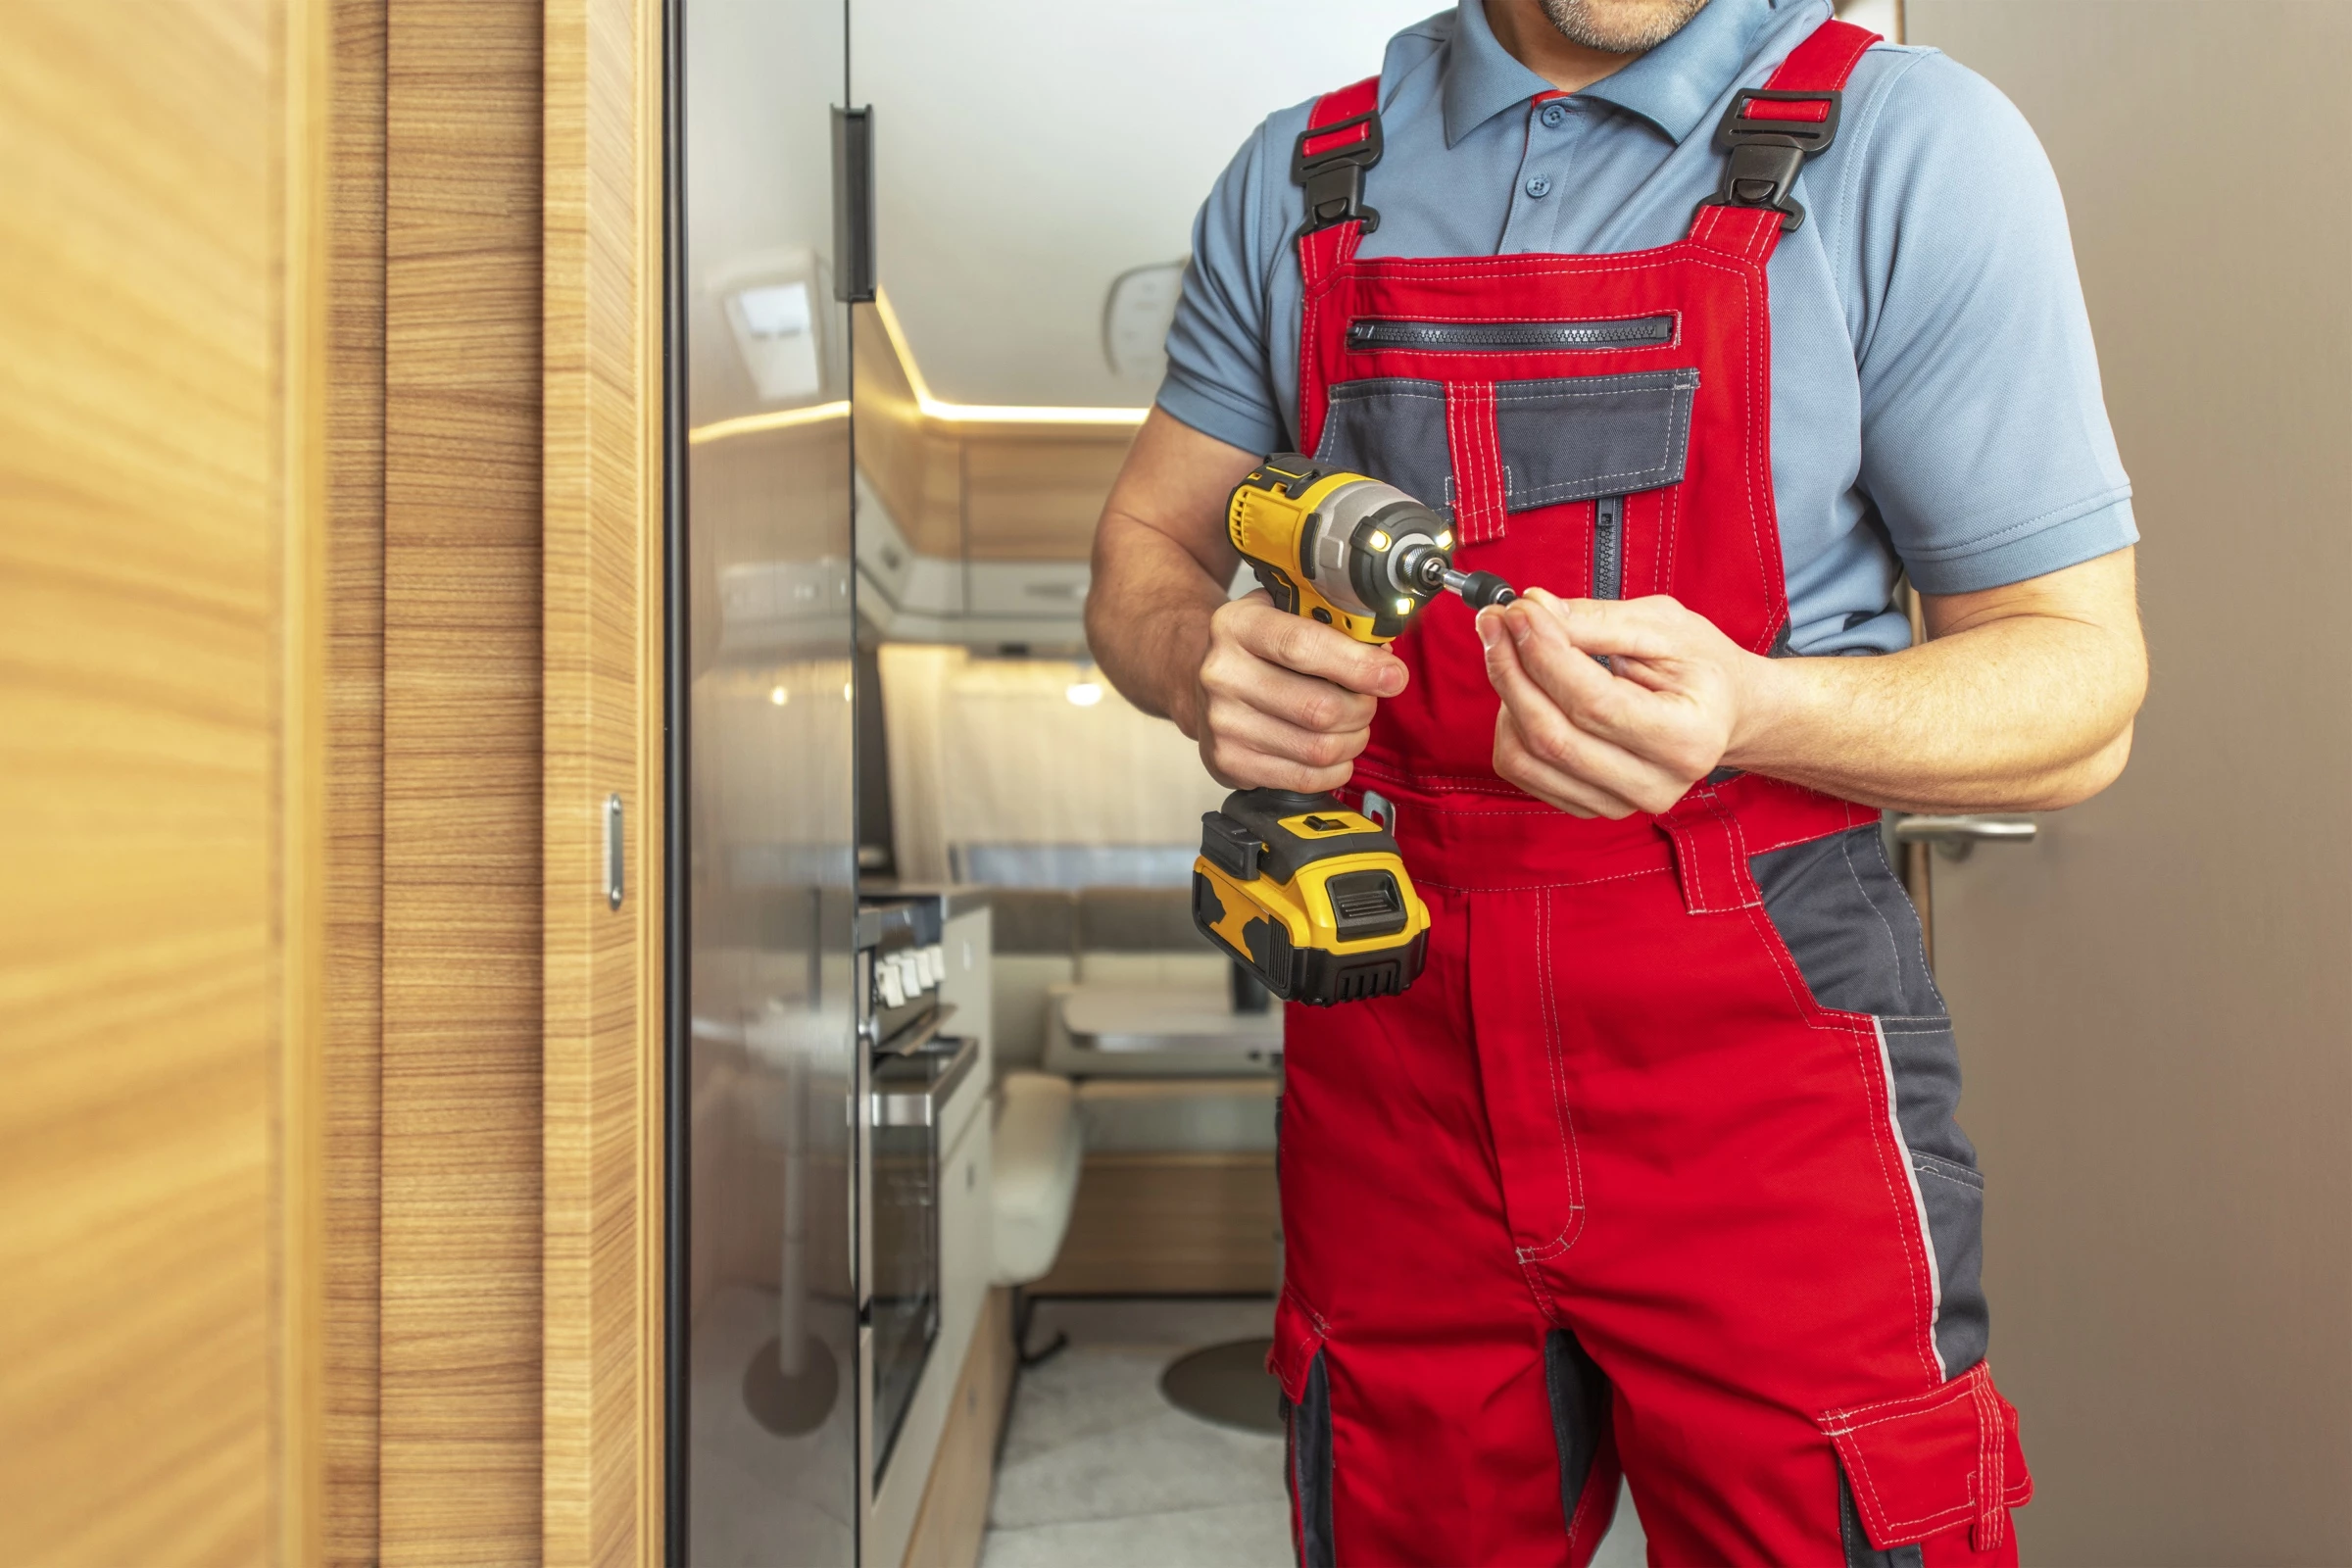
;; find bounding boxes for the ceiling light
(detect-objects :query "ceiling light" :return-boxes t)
[688,401,849,446]
[1065,681,1103,708]
[768,685,789,707]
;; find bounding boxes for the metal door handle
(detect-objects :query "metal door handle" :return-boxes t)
[1891,814,2038,859]
[869,1035,978,1128]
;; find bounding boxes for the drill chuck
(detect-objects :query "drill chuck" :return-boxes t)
[1391,542,1519,612]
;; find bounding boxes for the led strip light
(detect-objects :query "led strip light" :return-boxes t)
[687,287,1152,445]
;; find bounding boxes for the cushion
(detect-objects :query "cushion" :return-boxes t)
[991,1071,1082,1285]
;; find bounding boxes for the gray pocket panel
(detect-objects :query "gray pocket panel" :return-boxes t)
[1750,824,1944,1021]
[1285,1347,1336,1568]
[1495,368,1698,513]
[1751,824,1988,1375]
[1314,377,1451,515]
[1891,1021,1989,1376]
[1544,1327,1613,1535]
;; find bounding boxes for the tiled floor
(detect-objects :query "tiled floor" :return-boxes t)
[980,1297,1648,1568]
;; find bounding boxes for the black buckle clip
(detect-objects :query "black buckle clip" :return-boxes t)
[1705,87,1842,231]
[1292,110,1384,238]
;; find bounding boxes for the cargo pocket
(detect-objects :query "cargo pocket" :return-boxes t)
[1819,1362,2033,1559]
[1269,1288,1335,1568]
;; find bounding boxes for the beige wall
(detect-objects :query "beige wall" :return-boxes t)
[1908,4,2352,1562]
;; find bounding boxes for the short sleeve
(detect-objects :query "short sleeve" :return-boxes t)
[1846,51,2137,595]
[1156,117,1294,457]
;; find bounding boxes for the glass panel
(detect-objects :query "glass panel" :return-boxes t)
[674,0,858,1561]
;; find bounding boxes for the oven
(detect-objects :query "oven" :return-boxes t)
[855,899,973,1486]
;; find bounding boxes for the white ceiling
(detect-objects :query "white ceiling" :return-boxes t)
[855,0,1444,408]
[684,2,1895,419]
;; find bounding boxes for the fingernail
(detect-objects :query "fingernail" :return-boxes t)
[1506,610,1532,646]
[1475,613,1502,653]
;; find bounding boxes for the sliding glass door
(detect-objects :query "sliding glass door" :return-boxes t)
[668,1,858,1561]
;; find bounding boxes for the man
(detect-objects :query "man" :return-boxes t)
[1085,0,2146,1561]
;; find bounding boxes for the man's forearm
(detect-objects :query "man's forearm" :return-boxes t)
[1483,549,2147,821]
[1085,511,1227,736]
[1731,601,2145,814]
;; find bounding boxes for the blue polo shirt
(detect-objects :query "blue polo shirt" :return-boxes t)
[1157,0,2136,655]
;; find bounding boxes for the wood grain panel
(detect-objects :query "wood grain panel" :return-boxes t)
[850,310,963,558]
[281,1,333,1556]
[325,1,388,1559]
[381,1,547,1560]
[845,307,1134,563]
[901,1288,1014,1568]
[961,434,1136,562]
[1031,1154,1280,1297]
[0,1,320,1559]
[541,0,662,1561]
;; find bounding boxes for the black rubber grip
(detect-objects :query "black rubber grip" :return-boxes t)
[1455,571,1517,611]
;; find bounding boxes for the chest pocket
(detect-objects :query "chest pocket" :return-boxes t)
[1313,328,1698,589]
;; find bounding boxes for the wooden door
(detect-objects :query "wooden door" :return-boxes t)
[0,3,327,1560]
[1903,4,2352,1561]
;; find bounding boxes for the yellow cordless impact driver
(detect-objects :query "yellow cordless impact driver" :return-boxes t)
[1191,454,1519,1006]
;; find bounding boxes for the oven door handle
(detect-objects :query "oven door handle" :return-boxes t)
[869,1034,979,1128]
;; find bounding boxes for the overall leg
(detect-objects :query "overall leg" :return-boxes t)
[1279,884,1615,1567]
[1471,818,2028,1567]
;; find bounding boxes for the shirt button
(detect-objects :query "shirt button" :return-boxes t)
[1540,103,1568,128]
[1525,174,1552,199]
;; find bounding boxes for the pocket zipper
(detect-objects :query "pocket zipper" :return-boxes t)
[1592,495,1625,601]
[1589,494,1626,670]
[1346,316,1674,353]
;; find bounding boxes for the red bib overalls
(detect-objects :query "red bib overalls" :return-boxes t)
[1268,23,2033,1566]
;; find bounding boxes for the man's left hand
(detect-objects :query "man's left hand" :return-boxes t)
[1476,589,1767,818]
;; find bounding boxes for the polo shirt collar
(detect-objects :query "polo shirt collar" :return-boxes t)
[1442,0,1788,148]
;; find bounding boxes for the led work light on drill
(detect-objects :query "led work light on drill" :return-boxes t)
[1191,454,1519,1006]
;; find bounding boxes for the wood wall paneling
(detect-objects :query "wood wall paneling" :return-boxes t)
[1031,1154,1280,1297]
[900,1288,1015,1568]
[381,1,548,1559]
[0,0,325,1558]
[845,306,1138,564]
[1,0,668,1557]
[541,0,663,1560]
[960,435,1134,563]
[281,0,334,1557]
[848,308,955,557]
[325,0,388,1559]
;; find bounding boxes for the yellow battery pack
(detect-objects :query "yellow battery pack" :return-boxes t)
[1190,788,1431,1007]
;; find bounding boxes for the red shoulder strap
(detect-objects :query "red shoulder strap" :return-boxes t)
[1295,75,1383,292]
[1303,76,1380,150]
[1689,17,1880,255]
[1761,16,1879,98]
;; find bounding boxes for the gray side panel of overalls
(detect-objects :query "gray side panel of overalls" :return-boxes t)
[1749,823,1990,1377]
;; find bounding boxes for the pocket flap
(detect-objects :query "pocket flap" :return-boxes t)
[1496,368,1697,513]
[1818,1363,2033,1550]
[1267,1287,1328,1405]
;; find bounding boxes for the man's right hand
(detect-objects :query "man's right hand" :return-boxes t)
[1085,411,1409,788]
[1189,591,1408,793]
